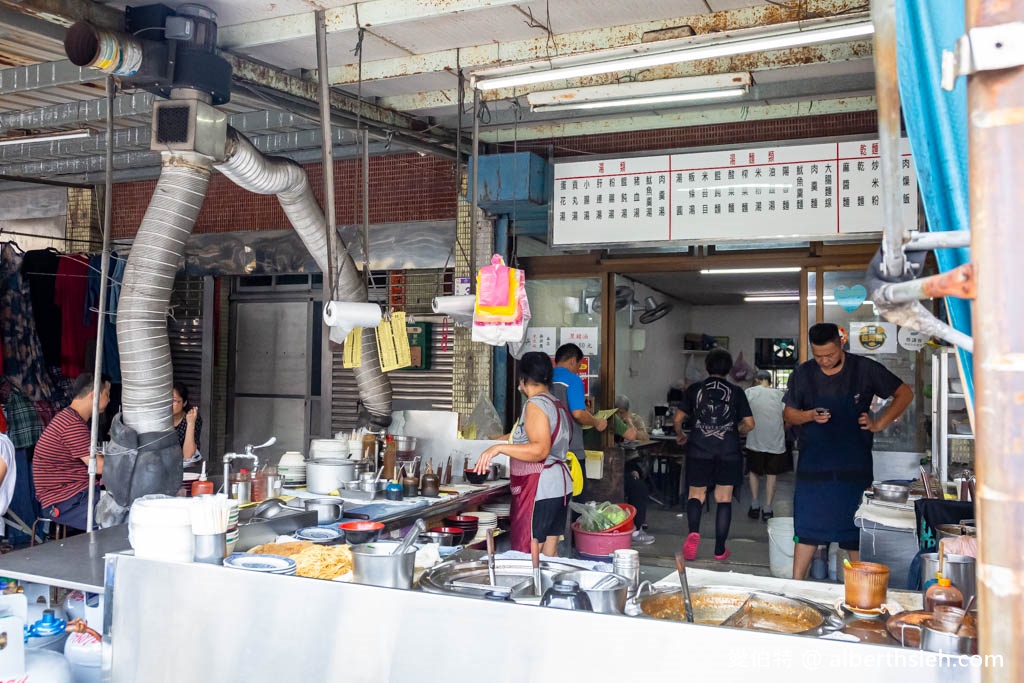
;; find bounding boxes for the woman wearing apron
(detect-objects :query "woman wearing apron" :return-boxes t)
[475,352,572,557]
[783,323,913,580]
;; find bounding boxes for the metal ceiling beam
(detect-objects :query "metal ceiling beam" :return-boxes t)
[218,0,525,50]
[0,92,318,135]
[476,95,878,143]
[325,0,869,84]
[0,59,104,94]
[0,0,122,31]
[0,127,364,181]
[379,45,874,111]
[0,5,68,41]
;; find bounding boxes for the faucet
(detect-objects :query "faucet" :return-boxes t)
[222,437,277,496]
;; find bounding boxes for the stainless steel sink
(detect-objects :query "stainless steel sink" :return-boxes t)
[235,506,318,551]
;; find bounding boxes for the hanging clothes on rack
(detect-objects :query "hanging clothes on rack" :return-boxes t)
[1,243,58,402]
[55,253,96,380]
[21,249,61,368]
[86,251,125,383]
[0,381,42,450]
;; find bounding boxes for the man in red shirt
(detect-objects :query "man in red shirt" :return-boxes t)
[33,374,109,531]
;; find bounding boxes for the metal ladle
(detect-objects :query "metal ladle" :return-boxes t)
[675,552,694,623]
[393,518,426,555]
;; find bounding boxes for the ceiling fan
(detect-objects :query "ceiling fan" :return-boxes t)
[590,286,635,312]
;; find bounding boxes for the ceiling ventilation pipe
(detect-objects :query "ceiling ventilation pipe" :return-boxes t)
[214,128,393,429]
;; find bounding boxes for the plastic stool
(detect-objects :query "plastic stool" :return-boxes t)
[29,518,66,546]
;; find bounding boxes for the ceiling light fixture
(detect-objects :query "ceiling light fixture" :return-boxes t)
[0,129,92,147]
[526,72,751,111]
[701,267,802,275]
[472,19,873,91]
[531,88,746,113]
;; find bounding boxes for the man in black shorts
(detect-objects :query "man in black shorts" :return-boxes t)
[674,349,754,561]
[744,370,789,521]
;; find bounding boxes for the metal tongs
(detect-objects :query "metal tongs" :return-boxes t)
[675,552,694,623]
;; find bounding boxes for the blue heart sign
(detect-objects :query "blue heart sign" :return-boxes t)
[834,284,867,312]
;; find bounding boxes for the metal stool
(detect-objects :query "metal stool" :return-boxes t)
[29,518,66,546]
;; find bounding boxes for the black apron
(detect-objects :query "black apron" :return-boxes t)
[793,361,874,546]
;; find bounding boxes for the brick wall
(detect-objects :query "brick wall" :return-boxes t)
[111,153,459,239]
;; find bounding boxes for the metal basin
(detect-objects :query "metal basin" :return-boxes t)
[419,558,582,604]
[635,586,842,636]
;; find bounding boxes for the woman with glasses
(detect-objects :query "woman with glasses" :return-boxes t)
[172,382,202,464]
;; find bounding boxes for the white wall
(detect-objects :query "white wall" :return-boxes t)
[688,303,800,376]
[614,281,691,421]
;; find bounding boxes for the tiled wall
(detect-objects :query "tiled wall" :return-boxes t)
[111,153,459,238]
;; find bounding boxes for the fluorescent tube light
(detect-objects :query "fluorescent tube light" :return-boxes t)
[744,295,802,302]
[531,88,745,113]
[0,129,91,147]
[701,267,802,275]
[526,72,751,108]
[474,20,873,91]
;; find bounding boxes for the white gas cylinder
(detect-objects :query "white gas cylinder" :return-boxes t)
[63,631,101,683]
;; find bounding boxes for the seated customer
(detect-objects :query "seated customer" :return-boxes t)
[32,374,109,532]
[172,382,202,463]
[613,396,655,545]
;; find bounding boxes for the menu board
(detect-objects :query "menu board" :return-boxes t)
[551,138,917,246]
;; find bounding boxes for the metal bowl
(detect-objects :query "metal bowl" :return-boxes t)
[418,531,458,546]
[873,482,910,504]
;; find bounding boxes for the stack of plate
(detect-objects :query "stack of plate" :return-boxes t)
[223,553,297,575]
[226,502,240,553]
[443,515,479,541]
[480,502,511,518]
[469,512,498,539]
[294,526,344,543]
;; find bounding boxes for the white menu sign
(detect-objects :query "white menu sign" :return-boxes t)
[551,139,917,246]
[558,327,599,355]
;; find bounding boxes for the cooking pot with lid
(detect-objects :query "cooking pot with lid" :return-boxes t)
[307,459,356,494]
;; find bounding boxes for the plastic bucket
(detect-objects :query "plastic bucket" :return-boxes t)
[766,516,795,579]
[572,523,634,557]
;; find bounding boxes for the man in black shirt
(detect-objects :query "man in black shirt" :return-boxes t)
[674,349,754,561]
[783,323,913,580]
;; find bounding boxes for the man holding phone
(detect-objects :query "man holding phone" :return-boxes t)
[783,323,913,580]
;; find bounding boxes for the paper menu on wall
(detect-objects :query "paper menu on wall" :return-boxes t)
[559,327,599,355]
[521,326,557,355]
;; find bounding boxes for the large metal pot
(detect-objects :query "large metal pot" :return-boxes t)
[306,459,355,494]
[632,586,842,636]
[553,570,629,614]
[351,540,416,589]
[920,553,976,605]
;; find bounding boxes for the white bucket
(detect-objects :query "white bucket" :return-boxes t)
[766,516,795,579]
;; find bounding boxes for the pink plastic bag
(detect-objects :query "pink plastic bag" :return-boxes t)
[478,254,511,307]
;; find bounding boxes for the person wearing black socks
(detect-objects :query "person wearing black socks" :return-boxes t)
[673,349,754,561]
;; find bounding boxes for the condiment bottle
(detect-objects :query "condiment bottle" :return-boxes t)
[230,469,251,504]
[191,462,214,497]
[385,481,403,501]
[401,467,419,498]
[362,432,378,464]
[925,574,964,611]
[250,469,267,503]
[420,462,440,498]
[383,435,397,481]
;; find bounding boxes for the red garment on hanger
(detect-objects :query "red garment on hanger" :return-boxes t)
[55,254,96,380]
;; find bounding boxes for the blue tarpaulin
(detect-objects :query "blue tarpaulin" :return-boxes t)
[896,0,974,403]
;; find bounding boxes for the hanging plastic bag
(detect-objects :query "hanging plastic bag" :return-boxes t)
[477,254,512,307]
[465,393,503,440]
[730,351,752,383]
[473,268,531,347]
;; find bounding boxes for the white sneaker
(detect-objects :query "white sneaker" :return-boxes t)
[632,529,655,545]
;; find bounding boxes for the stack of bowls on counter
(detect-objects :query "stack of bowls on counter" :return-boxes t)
[443,515,480,543]
[278,451,306,487]
[481,502,511,529]
[309,439,350,460]
[128,497,195,562]
[223,553,297,576]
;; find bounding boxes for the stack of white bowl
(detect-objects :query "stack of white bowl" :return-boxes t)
[309,439,350,460]
[128,498,196,562]
[278,451,306,486]
[481,502,511,518]
[466,512,498,542]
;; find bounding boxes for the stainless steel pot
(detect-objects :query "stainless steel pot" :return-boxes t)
[306,458,356,494]
[920,553,976,605]
[631,586,842,636]
[553,570,629,614]
[351,540,416,589]
[253,497,344,524]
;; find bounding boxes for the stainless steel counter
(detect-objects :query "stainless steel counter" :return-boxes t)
[0,483,508,593]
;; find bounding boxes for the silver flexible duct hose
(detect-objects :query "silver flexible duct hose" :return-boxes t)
[117,152,213,433]
[215,128,393,426]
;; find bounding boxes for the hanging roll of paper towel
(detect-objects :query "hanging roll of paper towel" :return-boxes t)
[432,295,475,326]
[323,301,382,343]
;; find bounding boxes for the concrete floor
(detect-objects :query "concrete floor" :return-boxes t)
[635,471,796,582]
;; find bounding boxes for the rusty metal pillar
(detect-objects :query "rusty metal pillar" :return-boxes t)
[967,1,1024,679]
